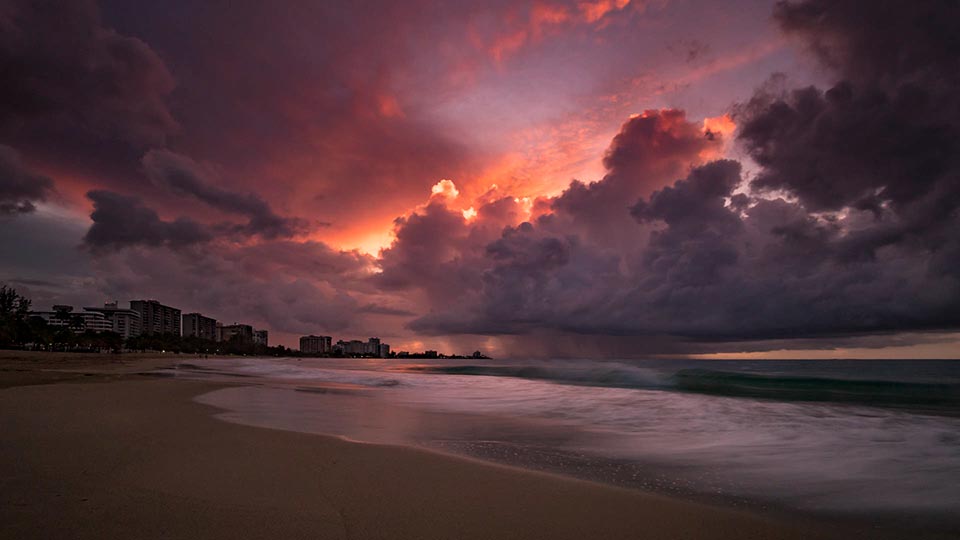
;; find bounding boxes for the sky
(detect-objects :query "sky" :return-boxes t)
[1,0,959,357]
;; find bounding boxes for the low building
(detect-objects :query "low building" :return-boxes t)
[300,335,332,355]
[31,305,112,334]
[333,337,390,357]
[253,329,268,346]
[335,339,366,356]
[84,302,142,339]
[183,312,218,341]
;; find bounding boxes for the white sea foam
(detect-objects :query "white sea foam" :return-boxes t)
[189,357,960,518]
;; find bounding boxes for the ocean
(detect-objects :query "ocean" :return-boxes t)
[174,357,960,533]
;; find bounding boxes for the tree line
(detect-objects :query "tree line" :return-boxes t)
[0,285,291,356]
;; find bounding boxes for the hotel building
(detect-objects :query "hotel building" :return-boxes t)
[300,335,332,354]
[130,300,181,336]
[30,305,113,334]
[83,302,142,339]
[183,312,218,340]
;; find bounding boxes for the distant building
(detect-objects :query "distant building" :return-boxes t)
[183,313,218,341]
[130,300,181,336]
[334,337,390,357]
[220,323,253,344]
[364,337,381,356]
[253,329,268,346]
[84,302,142,339]
[335,339,366,355]
[472,350,483,359]
[424,350,438,359]
[31,305,112,334]
[300,335,332,355]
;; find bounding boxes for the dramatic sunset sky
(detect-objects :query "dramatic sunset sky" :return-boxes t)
[1,0,958,357]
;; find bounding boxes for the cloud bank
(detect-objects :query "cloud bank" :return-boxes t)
[373,0,960,353]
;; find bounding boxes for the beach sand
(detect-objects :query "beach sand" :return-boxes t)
[0,352,872,539]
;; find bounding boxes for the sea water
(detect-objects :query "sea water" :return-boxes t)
[183,358,960,530]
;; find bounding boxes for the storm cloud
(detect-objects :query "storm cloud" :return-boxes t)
[0,144,54,214]
[142,149,309,239]
[0,0,177,177]
[83,190,211,250]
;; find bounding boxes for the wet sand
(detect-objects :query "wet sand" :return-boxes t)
[0,352,880,539]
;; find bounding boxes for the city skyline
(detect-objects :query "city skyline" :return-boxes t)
[1,0,959,358]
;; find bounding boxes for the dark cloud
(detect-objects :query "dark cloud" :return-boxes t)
[739,0,960,219]
[0,144,54,214]
[551,109,721,244]
[358,303,417,317]
[0,0,177,176]
[83,190,211,250]
[773,0,960,87]
[406,164,959,346]
[142,149,310,239]
[375,201,480,302]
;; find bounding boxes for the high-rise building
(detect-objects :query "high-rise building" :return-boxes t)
[220,323,253,344]
[300,335,332,354]
[378,343,390,357]
[130,300,181,336]
[84,302,142,339]
[364,337,381,356]
[253,329,268,346]
[183,313,218,340]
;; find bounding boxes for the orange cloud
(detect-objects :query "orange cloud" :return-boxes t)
[703,114,736,138]
[579,0,631,23]
[700,113,737,159]
[486,0,633,64]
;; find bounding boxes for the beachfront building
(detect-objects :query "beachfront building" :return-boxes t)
[300,335,332,354]
[183,312,218,341]
[335,339,366,355]
[130,300,181,336]
[220,323,253,344]
[83,302,142,339]
[334,337,391,357]
[30,305,113,334]
[253,329,269,346]
[364,337,381,356]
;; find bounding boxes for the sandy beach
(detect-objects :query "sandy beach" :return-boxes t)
[0,352,898,539]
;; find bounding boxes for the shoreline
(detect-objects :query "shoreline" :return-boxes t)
[0,351,941,539]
